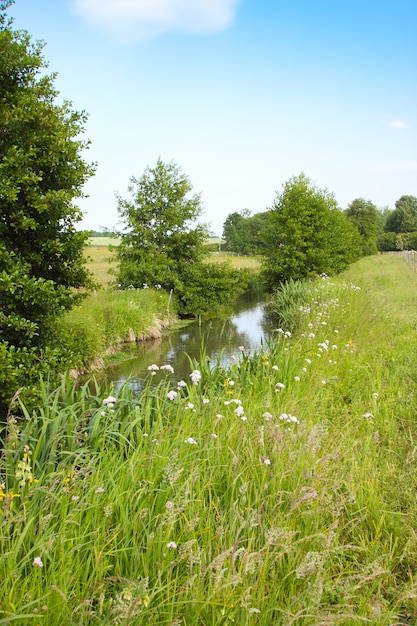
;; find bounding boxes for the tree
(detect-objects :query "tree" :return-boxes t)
[115,158,209,290]
[385,195,417,233]
[222,210,268,255]
[116,159,249,315]
[262,173,361,289]
[345,198,379,256]
[0,1,95,412]
[222,210,250,253]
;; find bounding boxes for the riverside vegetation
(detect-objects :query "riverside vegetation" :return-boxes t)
[2,254,417,624]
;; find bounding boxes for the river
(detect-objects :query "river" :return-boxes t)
[100,295,275,397]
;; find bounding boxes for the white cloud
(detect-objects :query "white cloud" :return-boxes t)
[72,0,241,39]
[386,120,409,129]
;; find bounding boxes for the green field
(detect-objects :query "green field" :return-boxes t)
[85,242,261,287]
[85,244,118,286]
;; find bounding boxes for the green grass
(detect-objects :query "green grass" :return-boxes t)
[85,245,118,287]
[204,251,262,270]
[58,287,177,372]
[88,237,121,246]
[2,254,417,624]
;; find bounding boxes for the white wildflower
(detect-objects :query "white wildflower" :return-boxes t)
[185,437,197,445]
[234,405,245,417]
[279,413,300,424]
[103,395,117,406]
[166,541,177,549]
[189,369,201,384]
[33,556,43,568]
[167,390,178,401]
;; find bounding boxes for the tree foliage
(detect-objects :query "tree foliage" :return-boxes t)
[222,210,267,255]
[115,159,208,288]
[345,198,379,256]
[261,173,361,289]
[0,1,95,413]
[115,159,248,315]
[384,195,417,233]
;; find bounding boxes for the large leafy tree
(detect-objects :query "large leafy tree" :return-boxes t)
[0,1,95,412]
[262,173,361,288]
[115,159,249,316]
[385,195,417,233]
[115,158,209,290]
[345,198,379,256]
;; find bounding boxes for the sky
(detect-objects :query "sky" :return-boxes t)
[9,0,417,235]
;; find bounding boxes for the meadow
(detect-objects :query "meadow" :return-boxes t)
[1,254,417,624]
[85,241,119,287]
[85,239,261,288]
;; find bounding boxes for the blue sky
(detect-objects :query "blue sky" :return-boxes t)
[10,0,417,235]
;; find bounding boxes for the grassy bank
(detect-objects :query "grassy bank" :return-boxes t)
[58,287,177,374]
[2,255,417,624]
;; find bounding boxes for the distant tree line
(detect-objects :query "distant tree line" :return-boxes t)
[222,177,417,287]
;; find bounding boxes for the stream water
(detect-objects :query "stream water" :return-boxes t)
[100,295,275,397]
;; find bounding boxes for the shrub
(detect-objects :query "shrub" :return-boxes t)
[174,263,250,317]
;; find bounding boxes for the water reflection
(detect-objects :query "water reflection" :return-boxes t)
[101,295,274,396]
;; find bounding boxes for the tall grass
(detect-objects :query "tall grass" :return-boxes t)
[57,288,176,372]
[2,255,417,624]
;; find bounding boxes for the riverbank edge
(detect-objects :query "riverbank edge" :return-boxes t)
[67,312,185,379]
